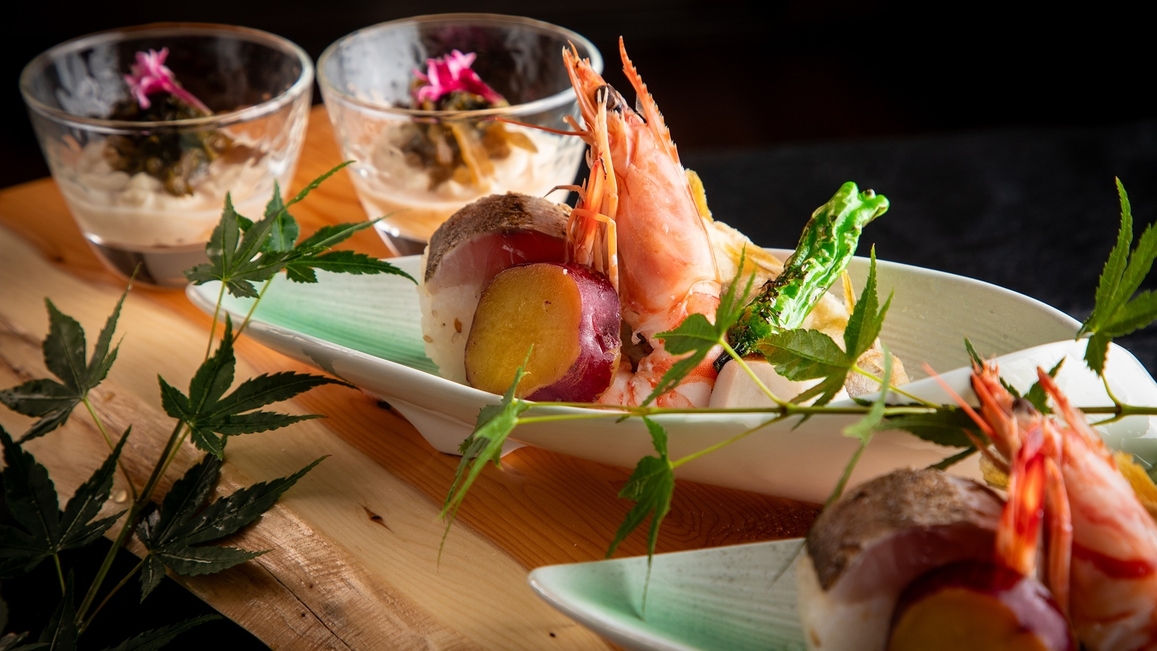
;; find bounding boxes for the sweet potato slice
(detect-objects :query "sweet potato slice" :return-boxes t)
[465,262,620,402]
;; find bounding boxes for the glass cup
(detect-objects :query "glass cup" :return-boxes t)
[20,23,313,287]
[317,13,602,256]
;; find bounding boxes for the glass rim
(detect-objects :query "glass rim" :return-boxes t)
[19,22,315,133]
[316,12,603,119]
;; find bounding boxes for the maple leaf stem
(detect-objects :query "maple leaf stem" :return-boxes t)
[235,278,274,341]
[204,282,226,362]
[515,413,619,425]
[154,424,192,486]
[82,396,139,501]
[824,438,868,511]
[78,556,145,635]
[847,364,935,406]
[724,341,789,407]
[77,502,137,622]
[53,552,65,596]
[78,419,183,622]
[671,417,787,469]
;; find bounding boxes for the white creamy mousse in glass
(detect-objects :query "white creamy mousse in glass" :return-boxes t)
[53,137,284,284]
[350,124,581,250]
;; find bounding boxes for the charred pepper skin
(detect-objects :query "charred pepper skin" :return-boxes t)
[716,182,889,372]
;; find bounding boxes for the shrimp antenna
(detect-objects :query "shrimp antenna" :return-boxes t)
[922,362,1007,471]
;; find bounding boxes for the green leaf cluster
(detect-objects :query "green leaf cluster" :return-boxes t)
[185,163,414,298]
[440,361,532,555]
[1,162,375,647]
[646,253,754,405]
[605,418,674,562]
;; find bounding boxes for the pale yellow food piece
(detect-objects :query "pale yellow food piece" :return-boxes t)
[1115,451,1157,520]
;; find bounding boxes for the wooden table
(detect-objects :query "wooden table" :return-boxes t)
[0,105,817,650]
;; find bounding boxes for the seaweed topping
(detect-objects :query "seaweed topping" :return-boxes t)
[402,50,537,191]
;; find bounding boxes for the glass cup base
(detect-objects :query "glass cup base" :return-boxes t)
[86,237,208,288]
[374,221,428,257]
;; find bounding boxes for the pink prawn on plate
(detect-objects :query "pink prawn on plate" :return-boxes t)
[969,362,1157,651]
[561,38,723,408]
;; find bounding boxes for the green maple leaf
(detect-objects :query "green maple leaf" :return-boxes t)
[187,162,413,291]
[0,426,125,578]
[440,359,532,555]
[605,418,674,560]
[283,248,415,284]
[759,248,891,407]
[0,289,127,442]
[158,318,347,457]
[603,418,675,612]
[37,577,77,651]
[1078,178,1157,375]
[183,195,296,299]
[882,409,979,449]
[258,181,298,253]
[645,254,754,405]
[135,453,323,600]
[823,348,893,509]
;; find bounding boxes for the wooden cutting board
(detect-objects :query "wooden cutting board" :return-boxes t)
[0,105,818,650]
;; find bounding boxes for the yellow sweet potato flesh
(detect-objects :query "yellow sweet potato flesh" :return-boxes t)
[889,589,1052,651]
[465,264,584,397]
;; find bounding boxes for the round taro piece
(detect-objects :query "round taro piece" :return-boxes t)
[465,262,621,402]
[418,192,570,383]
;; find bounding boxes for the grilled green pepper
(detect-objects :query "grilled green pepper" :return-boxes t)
[717,181,888,370]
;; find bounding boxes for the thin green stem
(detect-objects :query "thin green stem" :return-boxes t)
[235,279,274,340]
[725,341,789,407]
[823,439,868,511]
[78,556,145,634]
[154,424,192,484]
[77,419,184,622]
[848,364,935,406]
[671,417,788,469]
[53,553,65,595]
[81,396,138,501]
[204,282,226,361]
[516,413,626,425]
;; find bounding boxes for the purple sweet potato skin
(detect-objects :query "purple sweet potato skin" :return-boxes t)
[526,264,621,403]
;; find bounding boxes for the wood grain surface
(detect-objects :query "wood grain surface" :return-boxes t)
[0,105,818,650]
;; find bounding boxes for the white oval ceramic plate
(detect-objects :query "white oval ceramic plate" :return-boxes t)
[186,253,1157,503]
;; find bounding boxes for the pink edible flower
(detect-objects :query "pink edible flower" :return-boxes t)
[123,48,211,115]
[412,50,505,106]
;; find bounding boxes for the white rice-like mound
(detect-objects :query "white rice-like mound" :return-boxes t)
[418,245,478,384]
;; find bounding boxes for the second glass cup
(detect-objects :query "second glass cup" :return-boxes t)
[317,13,602,256]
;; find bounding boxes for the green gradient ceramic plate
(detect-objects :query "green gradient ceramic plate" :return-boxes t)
[528,539,807,651]
[186,253,1157,502]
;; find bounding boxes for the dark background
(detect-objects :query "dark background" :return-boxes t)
[4,2,1156,648]
[4,2,1153,187]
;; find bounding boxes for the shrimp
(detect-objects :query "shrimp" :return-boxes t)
[968,361,1157,651]
[561,39,722,407]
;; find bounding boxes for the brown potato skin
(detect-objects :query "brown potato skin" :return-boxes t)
[464,262,621,402]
